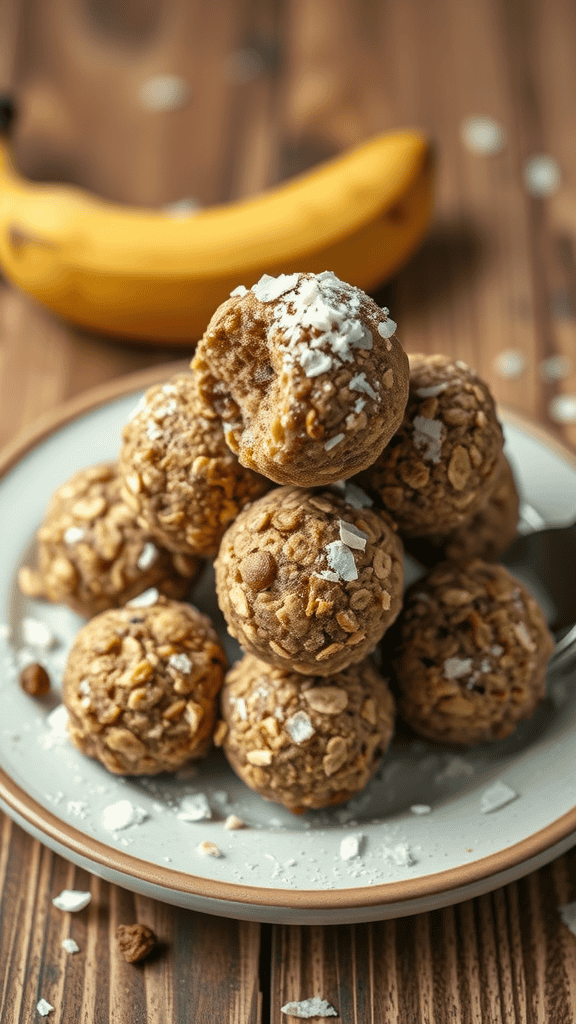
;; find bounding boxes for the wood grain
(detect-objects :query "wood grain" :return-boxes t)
[1,0,576,1021]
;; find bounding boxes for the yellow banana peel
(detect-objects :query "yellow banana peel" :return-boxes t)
[0,130,434,344]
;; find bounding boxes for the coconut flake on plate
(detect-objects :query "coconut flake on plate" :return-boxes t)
[480,780,518,813]
[101,799,148,831]
[177,793,212,822]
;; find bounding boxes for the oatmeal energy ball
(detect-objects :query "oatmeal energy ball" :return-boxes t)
[407,456,520,567]
[191,271,409,486]
[394,560,553,746]
[215,483,404,676]
[22,462,200,617]
[218,654,395,813]
[357,354,505,536]
[120,373,271,558]
[63,596,227,774]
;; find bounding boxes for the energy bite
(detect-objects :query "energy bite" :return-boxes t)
[215,484,404,676]
[119,373,271,558]
[191,271,409,486]
[407,456,520,567]
[357,354,504,536]
[63,597,227,774]
[218,653,395,813]
[394,560,553,745]
[27,462,199,617]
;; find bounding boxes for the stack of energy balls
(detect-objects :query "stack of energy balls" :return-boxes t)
[22,272,553,815]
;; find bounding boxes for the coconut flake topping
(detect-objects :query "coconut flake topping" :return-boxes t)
[413,415,445,463]
[325,541,358,582]
[285,711,315,744]
[338,520,368,551]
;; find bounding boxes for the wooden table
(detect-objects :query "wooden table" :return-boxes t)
[1,0,576,1020]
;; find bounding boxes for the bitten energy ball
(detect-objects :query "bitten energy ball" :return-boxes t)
[357,354,504,536]
[191,271,409,486]
[394,560,553,745]
[26,462,199,617]
[218,653,395,813]
[119,373,270,558]
[407,457,520,567]
[215,484,404,676]
[63,596,227,774]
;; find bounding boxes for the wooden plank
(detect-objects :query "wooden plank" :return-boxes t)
[0,819,261,1024]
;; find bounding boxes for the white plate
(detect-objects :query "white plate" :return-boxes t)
[1,366,575,925]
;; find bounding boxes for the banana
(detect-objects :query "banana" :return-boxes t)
[0,130,434,344]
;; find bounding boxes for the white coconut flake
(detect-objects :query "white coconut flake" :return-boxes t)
[549,394,576,424]
[235,696,248,721]
[338,520,368,551]
[480,780,518,813]
[62,938,80,954]
[382,842,416,866]
[299,349,333,378]
[410,804,432,815]
[493,349,526,379]
[139,74,190,111]
[349,372,378,400]
[127,588,159,608]
[52,890,92,912]
[539,355,572,381]
[354,397,366,413]
[340,834,363,860]
[325,541,358,582]
[36,999,54,1017]
[42,704,69,749]
[560,901,576,937]
[314,570,341,583]
[491,644,504,656]
[146,421,163,441]
[335,481,373,509]
[285,711,315,744]
[64,526,85,545]
[177,793,212,822]
[197,840,223,857]
[523,154,561,197]
[324,433,345,451]
[377,316,397,339]
[127,395,147,422]
[461,116,506,154]
[168,652,193,673]
[252,272,300,303]
[22,618,56,650]
[444,656,473,680]
[281,998,338,1018]
[101,800,148,831]
[231,284,248,297]
[416,382,449,398]
[137,542,158,570]
[413,415,444,463]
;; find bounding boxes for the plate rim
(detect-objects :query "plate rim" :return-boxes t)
[1,362,576,912]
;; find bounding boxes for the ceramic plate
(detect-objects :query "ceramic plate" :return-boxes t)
[1,364,576,925]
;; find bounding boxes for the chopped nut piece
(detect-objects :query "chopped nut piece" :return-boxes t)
[116,923,157,963]
[20,662,50,697]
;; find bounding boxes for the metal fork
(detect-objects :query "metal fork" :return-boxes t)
[501,505,576,676]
